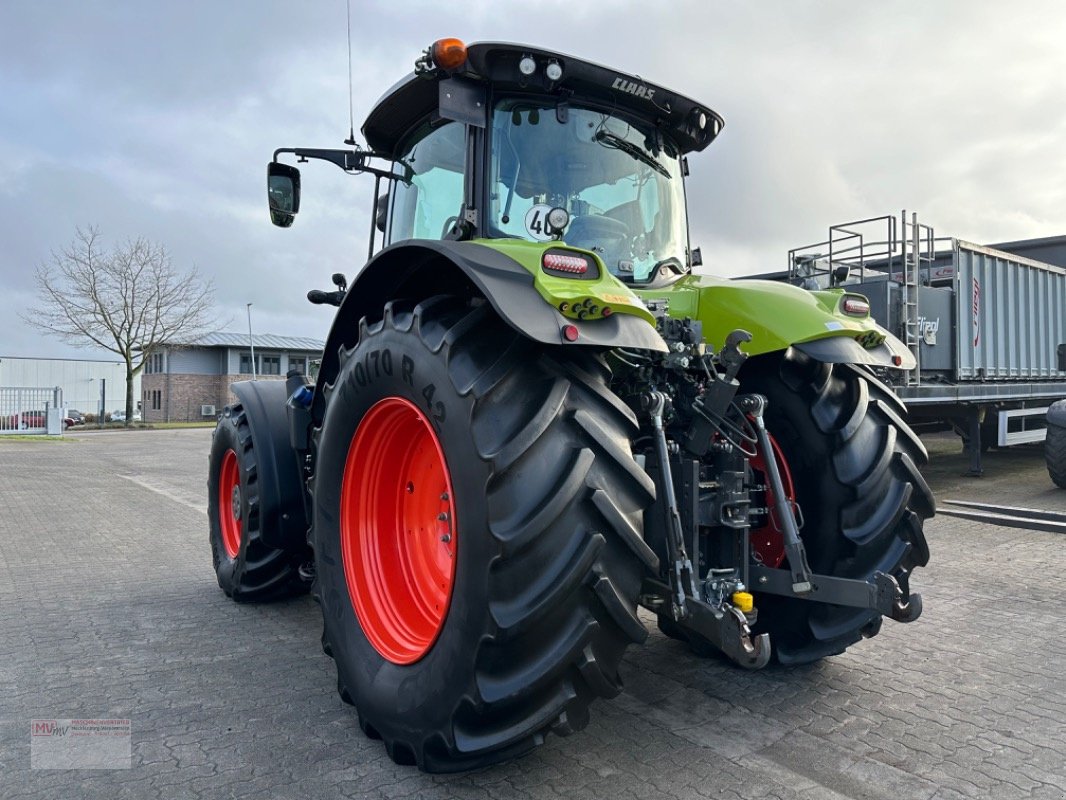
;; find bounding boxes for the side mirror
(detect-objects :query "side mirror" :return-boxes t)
[267,162,301,228]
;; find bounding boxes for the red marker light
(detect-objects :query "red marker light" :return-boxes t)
[543,253,588,274]
[562,324,580,342]
[602,306,613,317]
[892,355,903,366]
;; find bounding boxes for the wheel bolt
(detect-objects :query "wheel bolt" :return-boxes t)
[230,485,242,520]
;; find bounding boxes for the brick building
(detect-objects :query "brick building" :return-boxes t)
[140,332,323,423]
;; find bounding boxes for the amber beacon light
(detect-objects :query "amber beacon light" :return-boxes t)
[431,38,468,71]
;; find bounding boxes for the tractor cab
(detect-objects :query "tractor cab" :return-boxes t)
[269,39,723,285]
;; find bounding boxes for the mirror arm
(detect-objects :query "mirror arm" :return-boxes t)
[272,148,394,180]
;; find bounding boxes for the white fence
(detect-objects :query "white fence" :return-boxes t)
[0,387,64,434]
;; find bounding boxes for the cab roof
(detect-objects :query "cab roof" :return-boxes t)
[362,41,724,157]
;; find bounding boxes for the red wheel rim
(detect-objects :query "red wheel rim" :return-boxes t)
[340,397,457,665]
[218,448,243,559]
[749,434,795,569]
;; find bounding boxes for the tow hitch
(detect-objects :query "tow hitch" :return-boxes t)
[640,372,922,670]
[749,566,923,623]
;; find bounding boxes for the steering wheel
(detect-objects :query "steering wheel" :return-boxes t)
[564,215,631,267]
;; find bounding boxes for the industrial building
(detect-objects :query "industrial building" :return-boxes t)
[0,356,139,419]
[140,331,323,423]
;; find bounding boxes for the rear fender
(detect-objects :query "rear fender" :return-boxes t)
[229,380,308,552]
[312,240,666,420]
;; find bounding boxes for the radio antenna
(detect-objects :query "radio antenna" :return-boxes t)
[344,0,356,146]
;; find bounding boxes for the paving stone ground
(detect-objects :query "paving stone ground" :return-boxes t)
[0,428,1063,799]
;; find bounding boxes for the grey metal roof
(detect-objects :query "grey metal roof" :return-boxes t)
[989,234,1066,250]
[169,331,324,352]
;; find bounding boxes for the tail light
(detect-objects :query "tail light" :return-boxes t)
[542,249,598,280]
[841,295,870,317]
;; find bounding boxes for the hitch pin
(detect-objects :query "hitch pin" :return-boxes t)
[742,394,813,594]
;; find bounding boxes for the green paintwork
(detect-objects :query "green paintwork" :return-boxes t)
[635,274,889,356]
[472,238,894,359]
[472,238,656,326]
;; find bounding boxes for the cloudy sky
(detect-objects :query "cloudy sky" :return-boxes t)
[3,1,1065,359]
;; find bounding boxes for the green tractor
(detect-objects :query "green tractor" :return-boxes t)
[208,39,934,772]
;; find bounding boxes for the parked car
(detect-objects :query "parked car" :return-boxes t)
[110,410,142,423]
[6,411,46,429]
[4,410,74,430]
[66,409,85,425]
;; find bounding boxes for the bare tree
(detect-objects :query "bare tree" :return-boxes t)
[25,226,215,425]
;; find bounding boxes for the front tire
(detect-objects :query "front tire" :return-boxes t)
[312,296,656,772]
[741,352,934,664]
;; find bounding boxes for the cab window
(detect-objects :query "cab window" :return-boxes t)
[388,121,466,243]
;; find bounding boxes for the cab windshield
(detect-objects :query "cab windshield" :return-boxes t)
[489,99,689,282]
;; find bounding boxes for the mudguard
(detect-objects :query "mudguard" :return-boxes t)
[313,239,667,418]
[791,334,914,370]
[1048,399,1066,429]
[229,380,308,552]
[637,274,915,370]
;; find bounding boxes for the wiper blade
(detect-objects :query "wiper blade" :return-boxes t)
[594,130,670,179]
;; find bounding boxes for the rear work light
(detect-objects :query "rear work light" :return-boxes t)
[841,296,870,316]
[541,249,598,280]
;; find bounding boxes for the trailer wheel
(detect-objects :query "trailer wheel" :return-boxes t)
[740,352,935,665]
[311,296,655,772]
[208,406,306,602]
[1046,422,1066,489]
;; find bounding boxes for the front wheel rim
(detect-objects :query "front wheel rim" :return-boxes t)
[218,448,242,559]
[340,397,457,665]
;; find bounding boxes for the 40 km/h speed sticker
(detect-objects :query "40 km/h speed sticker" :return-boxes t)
[524,204,557,242]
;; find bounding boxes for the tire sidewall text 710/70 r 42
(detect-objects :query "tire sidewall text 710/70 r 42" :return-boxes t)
[311,296,655,772]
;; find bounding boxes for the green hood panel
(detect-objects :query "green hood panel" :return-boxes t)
[635,274,910,363]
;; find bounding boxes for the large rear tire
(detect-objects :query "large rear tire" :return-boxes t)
[311,296,657,772]
[740,352,934,665]
[208,406,307,602]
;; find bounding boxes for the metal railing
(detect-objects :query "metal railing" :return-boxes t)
[787,211,941,385]
[0,387,64,434]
